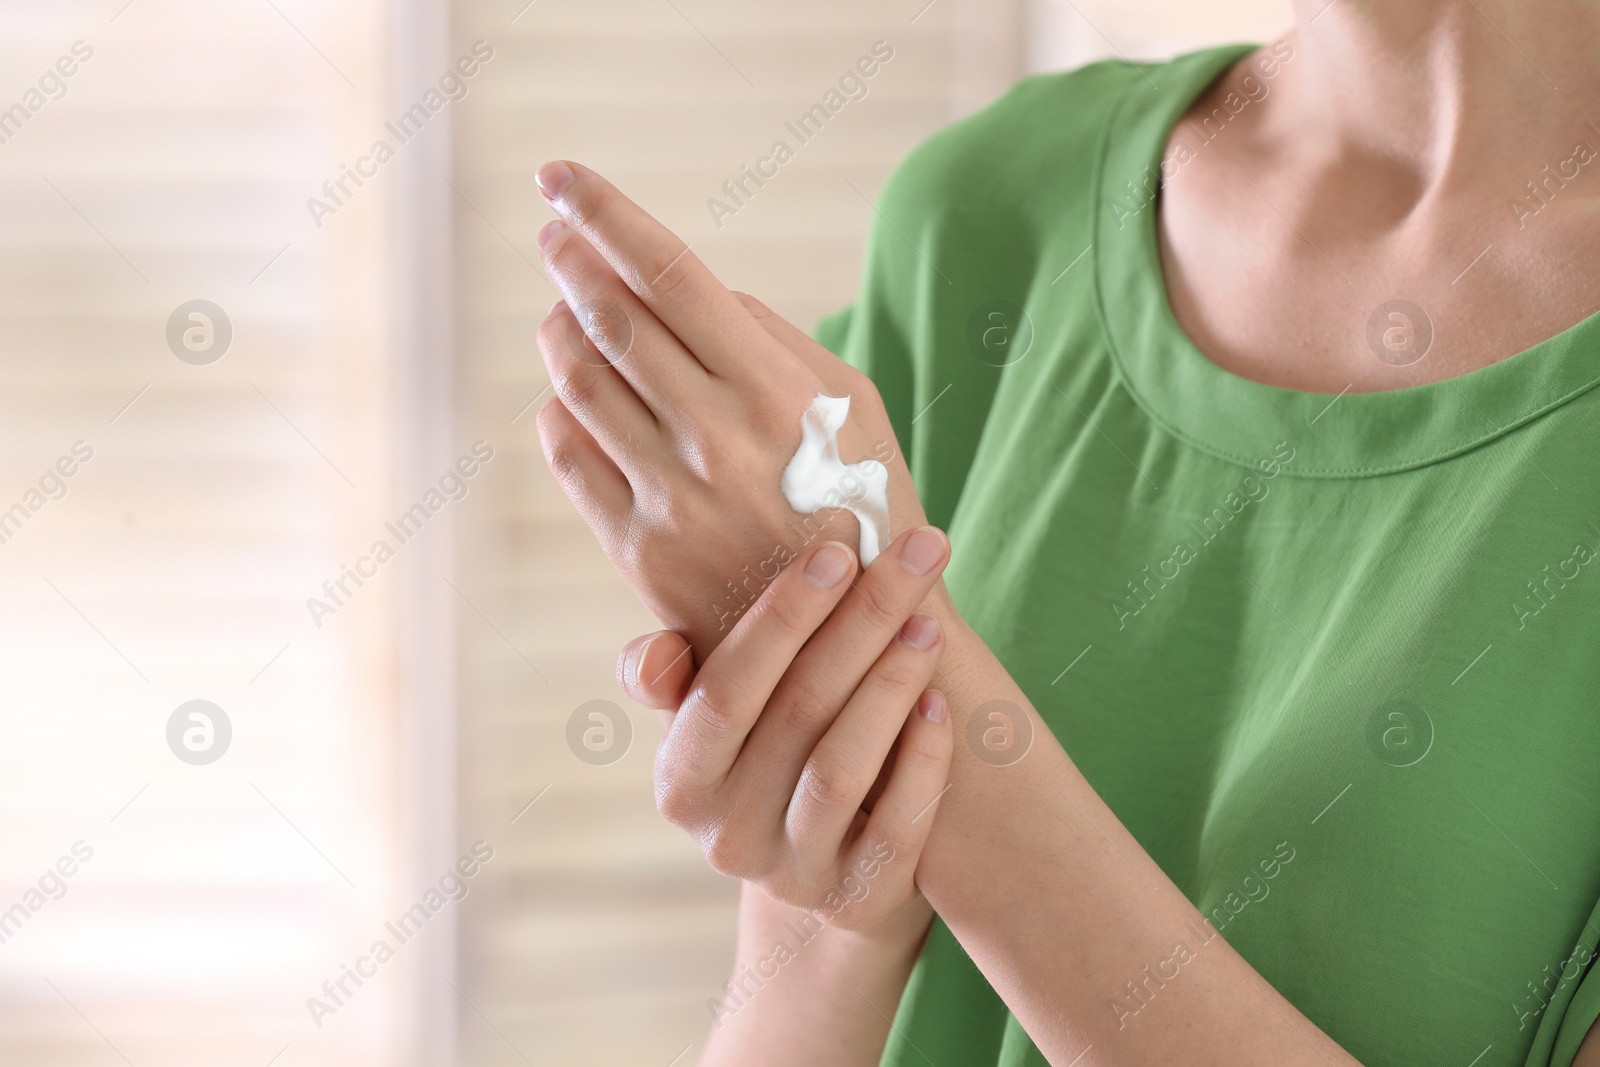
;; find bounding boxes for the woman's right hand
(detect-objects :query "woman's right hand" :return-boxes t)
[618,529,952,1063]
[616,526,955,935]
[621,615,939,973]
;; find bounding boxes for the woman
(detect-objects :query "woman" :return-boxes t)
[531,0,1600,1063]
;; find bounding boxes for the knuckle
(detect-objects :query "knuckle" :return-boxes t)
[535,408,582,484]
[654,786,690,826]
[836,362,873,395]
[652,773,701,828]
[576,299,633,360]
[853,578,905,629]
[614,525,647,574]
[874,651,931,695]
[654,491,691,535]
[543,437,581,491]
[550,367,596,412]
[542,224,585,276]
[704,828,755,878]
[662,424,714,481]
[733,290,774,318]
[876,824,920,864]
[683,432,720,482]
[799,759,863,814]
[774,670,837,734]
[616,512,666,577]
[683,679,744,737]
[901,728,952,777]
[637,249,694,303]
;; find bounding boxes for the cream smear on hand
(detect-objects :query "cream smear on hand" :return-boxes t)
[780,393,891,565]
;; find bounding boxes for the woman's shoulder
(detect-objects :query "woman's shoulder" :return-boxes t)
[877,60,1136,217]
[877,47,1247,222]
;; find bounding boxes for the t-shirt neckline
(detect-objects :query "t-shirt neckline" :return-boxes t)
[1092,45,1600,479]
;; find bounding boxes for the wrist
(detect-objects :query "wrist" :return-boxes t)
[814,894,935,981]
[898,593,1060,908]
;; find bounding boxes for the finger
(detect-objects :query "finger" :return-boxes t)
[535,396,633,536]
[743,525,951,775]
[537,299,661,470]
[732,291,839,381]
[850,690,952,903]
[659,541,857,790]
[536,160,776,378]
[786,614,943,855]
[617,630,695,713]
[539,220,709,421]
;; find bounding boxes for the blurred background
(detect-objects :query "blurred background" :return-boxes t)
[0,1,1283,1063]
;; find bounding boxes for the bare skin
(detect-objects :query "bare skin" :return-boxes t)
[619,548,948,1065]
[535,0,1600,1062]
[1162,2,1600,395]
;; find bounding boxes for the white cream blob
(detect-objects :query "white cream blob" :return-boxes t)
[780,393,891,565]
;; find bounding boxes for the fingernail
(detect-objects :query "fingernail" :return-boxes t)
[538,219,567,250]
[549,298,568,316]
[900,526,948,576]
[898,613,939,650]
[624,633,649,694]
[640,630,678,681]
[536,160,575,201]
[918,691,946,724]
[805,543,852,588]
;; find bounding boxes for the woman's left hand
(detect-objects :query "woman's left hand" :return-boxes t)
[532,160,931,660]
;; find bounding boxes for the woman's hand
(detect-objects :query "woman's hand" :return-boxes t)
[531,164,1368,1067]
[532,160,929,660]
[618,524,955,932]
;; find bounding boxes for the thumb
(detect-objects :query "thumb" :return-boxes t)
[617,630,694,712]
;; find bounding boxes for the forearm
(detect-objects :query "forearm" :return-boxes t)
[701,882,930,1067]
[916,592,1358,1065]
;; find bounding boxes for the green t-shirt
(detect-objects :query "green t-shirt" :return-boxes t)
[818,44,1600,1067]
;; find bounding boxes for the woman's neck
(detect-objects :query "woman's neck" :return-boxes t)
[1280,0,1600,199]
